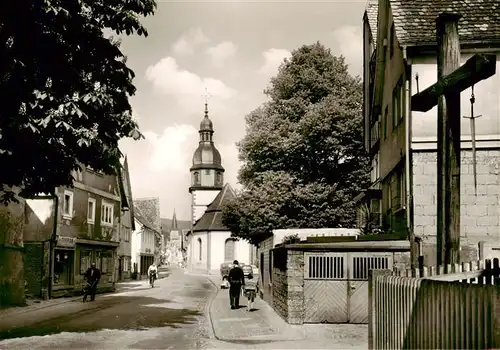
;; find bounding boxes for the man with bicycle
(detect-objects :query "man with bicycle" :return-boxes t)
[147,262,158,287]
[83,262,101,302]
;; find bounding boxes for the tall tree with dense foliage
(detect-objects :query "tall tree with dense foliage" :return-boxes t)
[0,0,155,307]
[0,0,156,203]
[222,42,370,244]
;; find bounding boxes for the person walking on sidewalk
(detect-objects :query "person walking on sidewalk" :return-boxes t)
[84,262,101,302]
[228,260,245,309]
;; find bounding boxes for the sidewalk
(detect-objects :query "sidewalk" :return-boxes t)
[206,275,304,342]
[206,275,368,349]
[0,280,145,318]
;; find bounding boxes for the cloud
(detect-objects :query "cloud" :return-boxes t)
[171,27,209,56]
[331,25,363,76]
[205,41,238,68]
[142,124,198,172]
[218,142,242,190]
[146,56,236,104]
[259,48,291,78]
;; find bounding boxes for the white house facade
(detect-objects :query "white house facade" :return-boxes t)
[131,210,158,277]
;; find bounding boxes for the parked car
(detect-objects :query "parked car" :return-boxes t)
[157,265,170,279]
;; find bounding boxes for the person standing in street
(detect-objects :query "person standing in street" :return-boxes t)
[148,262,158,287]
[228,260,245,309]
[84,262,101,302]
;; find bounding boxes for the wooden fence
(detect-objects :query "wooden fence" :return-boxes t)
[368,258,500,349]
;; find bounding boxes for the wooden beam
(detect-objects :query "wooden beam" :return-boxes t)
[436,13,461,266]
[411,53,496,112]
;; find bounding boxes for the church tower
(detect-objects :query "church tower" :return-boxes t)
[189,102,225,224]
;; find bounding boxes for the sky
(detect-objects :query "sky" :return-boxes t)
[117,0,500,222]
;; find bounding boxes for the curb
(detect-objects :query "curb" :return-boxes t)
[0,296,81,318]
[204,275,221,341]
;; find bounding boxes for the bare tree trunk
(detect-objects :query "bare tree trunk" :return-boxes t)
[0,201,26,307]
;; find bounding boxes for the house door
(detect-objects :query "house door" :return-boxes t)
[118,258,122,280]
[303,252,393,324]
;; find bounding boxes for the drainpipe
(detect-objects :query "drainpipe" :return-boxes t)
[403,46,416,268]
[48,192,59,299]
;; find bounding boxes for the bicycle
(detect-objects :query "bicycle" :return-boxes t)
[82,280,96,302]
[149,272,156,288]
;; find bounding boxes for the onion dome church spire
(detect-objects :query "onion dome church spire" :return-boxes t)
[189,101,225,193]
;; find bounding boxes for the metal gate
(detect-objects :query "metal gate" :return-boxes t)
[304,252,393,324]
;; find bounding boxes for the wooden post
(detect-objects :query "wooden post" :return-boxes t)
[436,13,462,266]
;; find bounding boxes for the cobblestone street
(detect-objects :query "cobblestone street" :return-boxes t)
[0,268,214,349]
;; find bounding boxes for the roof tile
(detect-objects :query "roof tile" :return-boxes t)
[390,0,500,46]
[365,0,500,47]
[134,197,161,233]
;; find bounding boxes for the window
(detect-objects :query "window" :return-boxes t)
[87,198,96,224]
[194,172,200,185]
[198,238,202,261]
[390,170,404,211]
[390,23,395,58]
[101,201,114,226]
[124,257,130,272]
[392,78,404,129]
[54,250,74,285]
[80,250,91,274]
[371,153,380,183]
[124,228,130,242]
[216,172,222,185]
[205,169,210,175]
[63,190,73,219]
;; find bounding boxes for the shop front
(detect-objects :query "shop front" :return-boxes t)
[75,238,119,294]
[139,249,154,277]
[52,235,76,297]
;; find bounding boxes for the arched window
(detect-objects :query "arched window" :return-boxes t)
[197,238,202,261]
[224,238,236,261]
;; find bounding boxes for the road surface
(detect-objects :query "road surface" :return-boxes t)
[0,267,215,349]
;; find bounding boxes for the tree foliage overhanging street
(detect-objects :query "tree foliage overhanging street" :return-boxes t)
[0,0,156,203]
[222,42,371,244]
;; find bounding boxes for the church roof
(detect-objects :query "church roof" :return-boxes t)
[193,183,236,232]
[191,103,224,171]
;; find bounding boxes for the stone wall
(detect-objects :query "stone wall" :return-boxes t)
[271,248,305,325]
[257,236,274,304]
[24,243,45,297]
[413,149,500,266]
[271,265,288,322]
[286,250,304,325]
[0,201,26,307]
